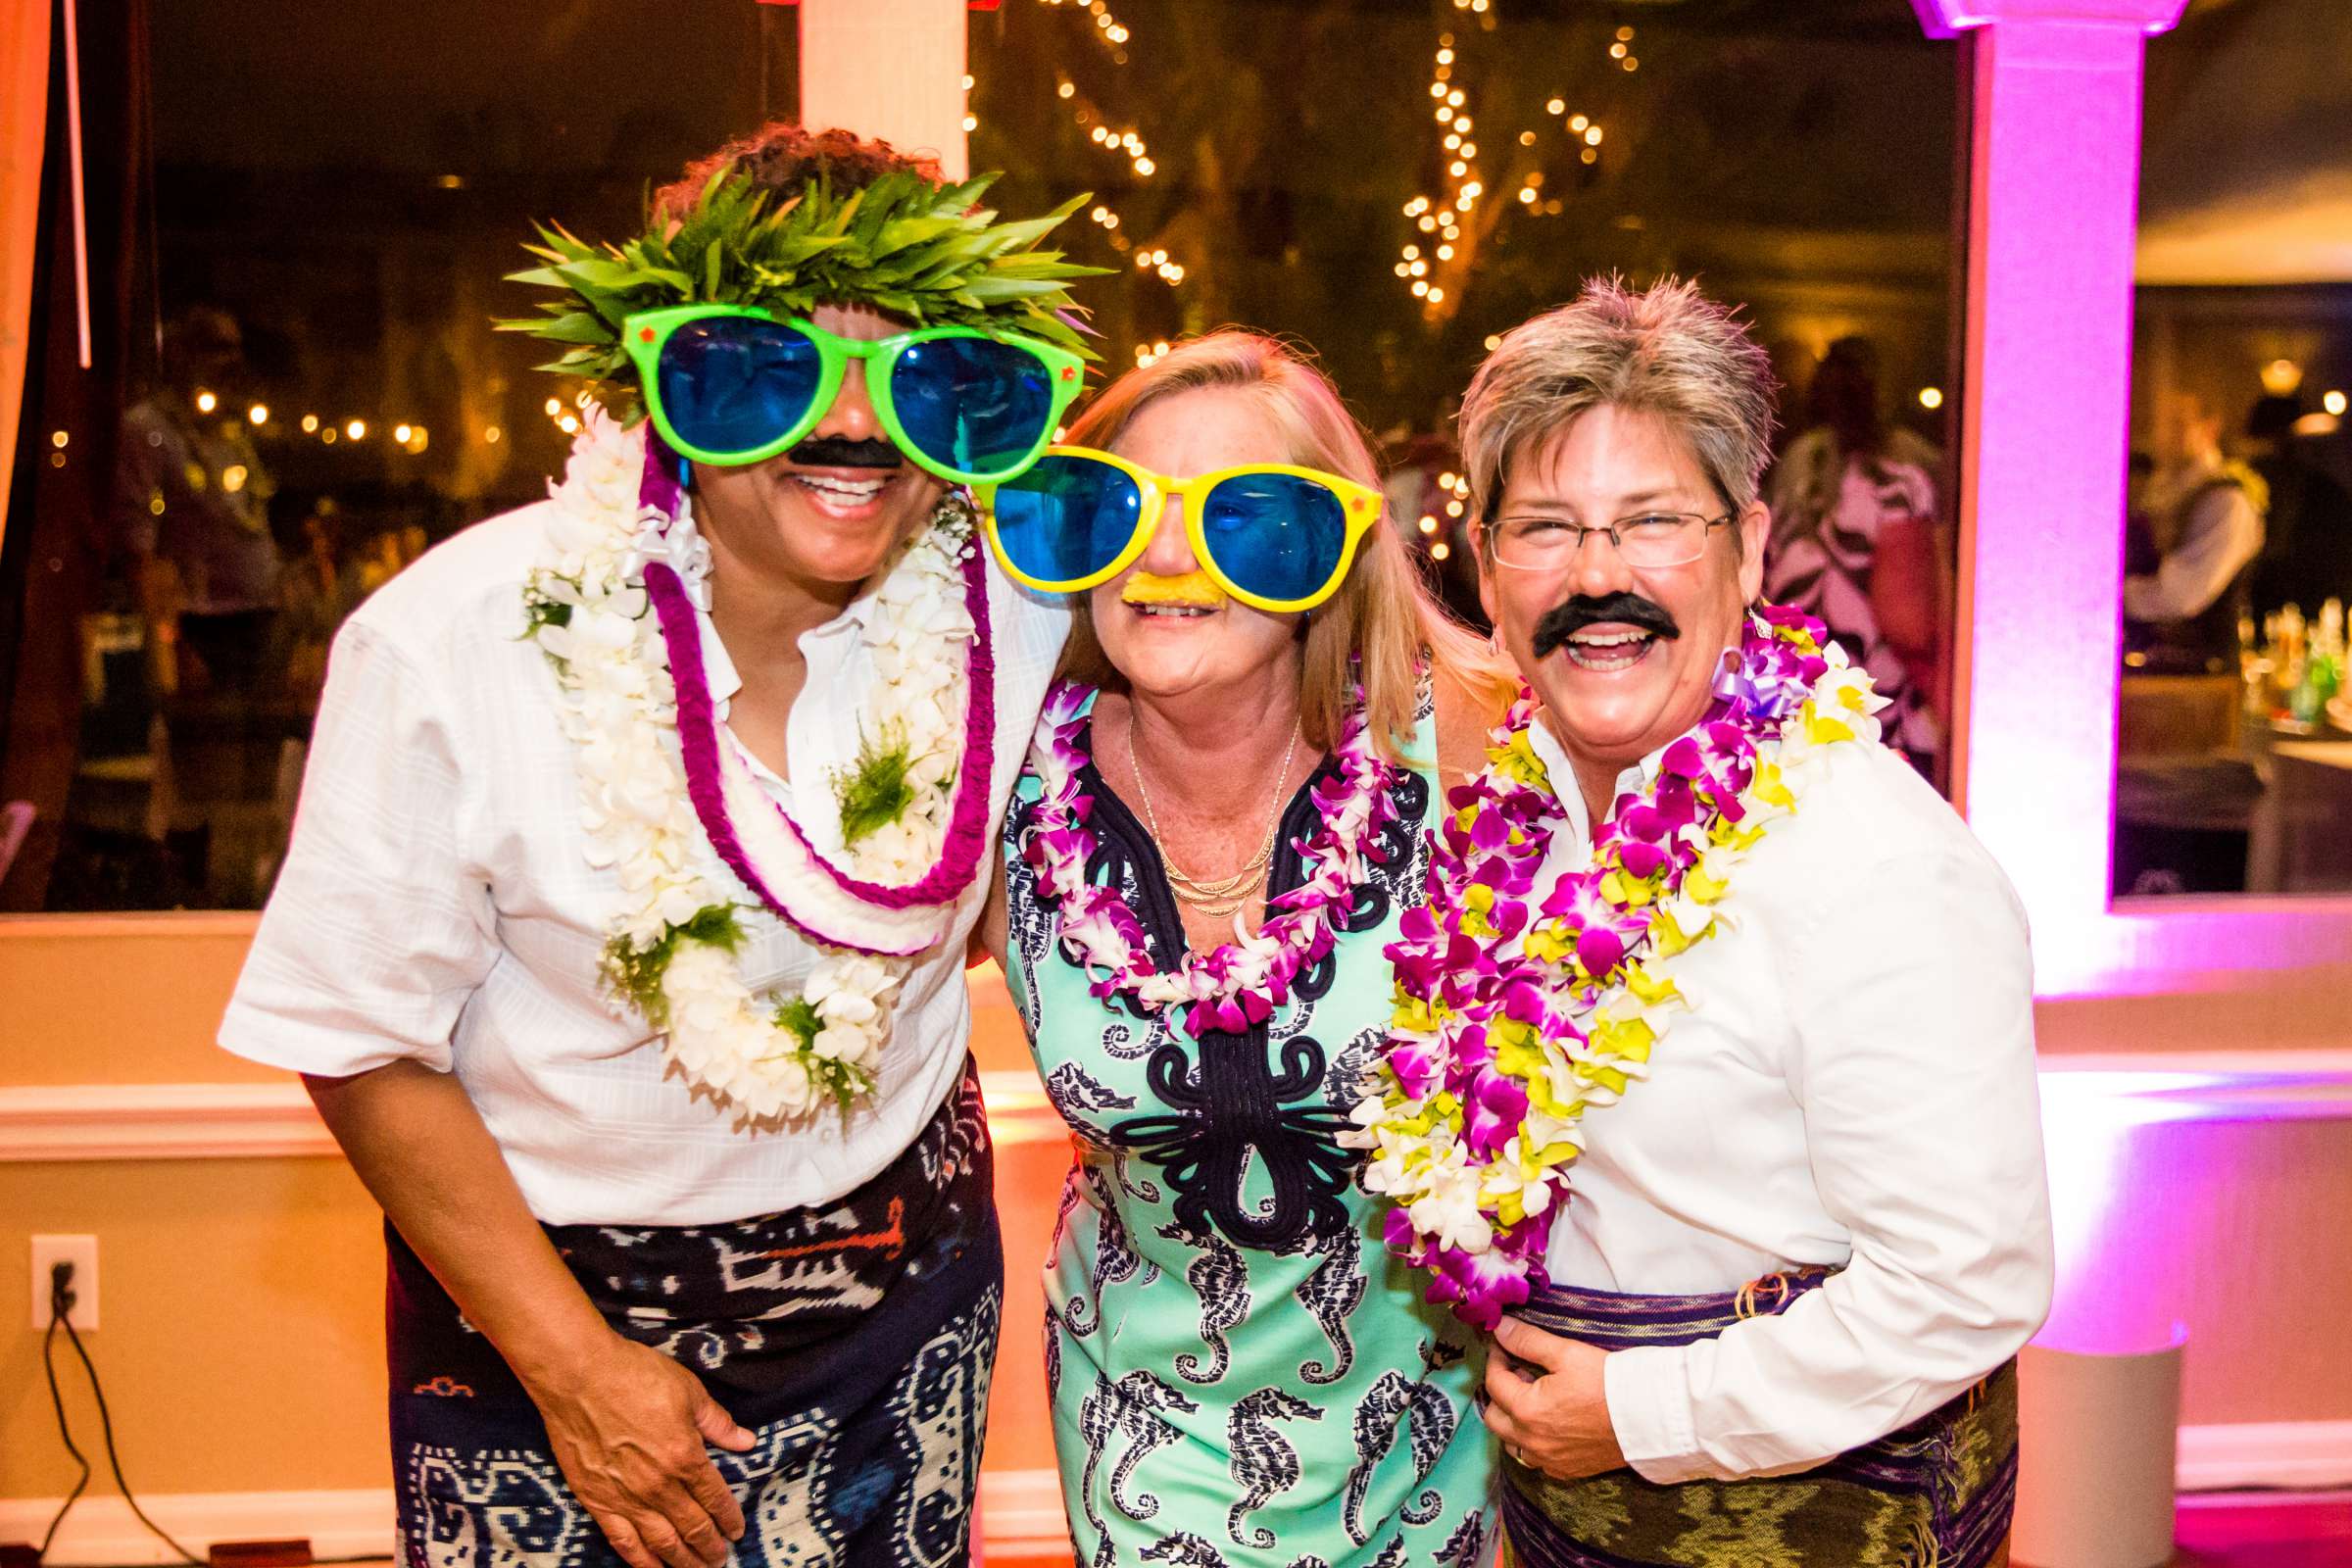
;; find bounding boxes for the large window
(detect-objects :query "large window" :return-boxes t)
[973,0,1965,766]
[2,0,1965,911]
[2114,0,2352,898]
[1,1,797,909]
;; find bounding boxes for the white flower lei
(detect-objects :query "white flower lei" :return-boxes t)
[523,408,978,1122]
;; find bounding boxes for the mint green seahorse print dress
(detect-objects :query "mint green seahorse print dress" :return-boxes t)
[1002,691,1494,1568]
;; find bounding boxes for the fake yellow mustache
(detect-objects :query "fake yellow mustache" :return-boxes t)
[1121,570,1227,608]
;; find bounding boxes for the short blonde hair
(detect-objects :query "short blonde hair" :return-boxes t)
[1055,330,1499,763]
[1458,276,1776,548]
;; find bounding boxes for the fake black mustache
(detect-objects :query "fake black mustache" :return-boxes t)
[785,434,903,469]
[1531,592,1683,660]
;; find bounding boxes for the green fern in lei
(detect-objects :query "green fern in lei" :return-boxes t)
[832,721,920,850]
[600,906,746,1026]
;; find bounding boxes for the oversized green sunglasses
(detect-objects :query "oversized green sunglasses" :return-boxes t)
[619,304,1088,483]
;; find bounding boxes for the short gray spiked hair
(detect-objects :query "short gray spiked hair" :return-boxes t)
[1457,276,1777,555]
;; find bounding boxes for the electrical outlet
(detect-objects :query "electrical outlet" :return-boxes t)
[29,1235,98,1331]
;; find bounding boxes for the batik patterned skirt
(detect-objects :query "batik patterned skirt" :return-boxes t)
[1499,1272,2017,1568]
[388,1061,1002,1568]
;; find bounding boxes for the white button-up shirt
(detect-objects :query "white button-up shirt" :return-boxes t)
[220,502,1066,1226]
[1525,713,2053,1484]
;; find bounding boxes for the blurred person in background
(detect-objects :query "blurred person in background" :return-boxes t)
[2125,388,2267,674]
[115,305,281,695]
[2245,393,2352,620]
[1765,335,1946,775]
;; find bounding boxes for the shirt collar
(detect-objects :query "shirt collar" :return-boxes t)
[693,569,886,710]
[1527,718,1665,847]
[1523,639,1741,844]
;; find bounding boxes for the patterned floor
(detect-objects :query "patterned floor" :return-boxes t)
[318,1487,2352,1564]
[981,1488,2352,1565]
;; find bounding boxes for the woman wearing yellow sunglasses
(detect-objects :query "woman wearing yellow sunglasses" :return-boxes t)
[979,332,1509,1565]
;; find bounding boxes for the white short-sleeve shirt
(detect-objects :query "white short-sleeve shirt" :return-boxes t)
[220,502,1067,1226]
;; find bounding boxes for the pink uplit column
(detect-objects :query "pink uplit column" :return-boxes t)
[1919,0,2182,966]
[1912,0,2352,996]
[797,0,970,178]
[0,0,52,539]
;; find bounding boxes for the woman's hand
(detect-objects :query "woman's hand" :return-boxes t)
[1482,1317,1628,1482]
[525,1332,756,1568]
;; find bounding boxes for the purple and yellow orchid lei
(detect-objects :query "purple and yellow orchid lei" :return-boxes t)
[1347,606,1886,1330]
[1017,681,1407,1039]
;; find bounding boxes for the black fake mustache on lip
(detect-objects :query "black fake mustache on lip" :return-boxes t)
[1531,592,1683,661]
[785,435,903,470]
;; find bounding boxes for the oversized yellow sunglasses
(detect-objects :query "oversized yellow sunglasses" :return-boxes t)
[979,445,1385,613]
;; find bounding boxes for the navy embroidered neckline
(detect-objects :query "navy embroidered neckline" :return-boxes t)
[1068,720,1357,1251]
[1071,717,1342,970]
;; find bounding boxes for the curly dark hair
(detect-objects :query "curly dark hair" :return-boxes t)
[653,123,946,222]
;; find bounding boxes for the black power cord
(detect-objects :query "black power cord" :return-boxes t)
[37,1263,203,1567]
[35,1306,90,1562]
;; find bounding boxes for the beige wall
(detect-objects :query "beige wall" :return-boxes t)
[0,917,1063,1507]
[0,1157,390,1498]
[2,915,2347,1513]
[6,915,272,1086]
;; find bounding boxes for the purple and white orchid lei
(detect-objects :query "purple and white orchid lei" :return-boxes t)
[1017,680,1407,1040]
[1348,607,1886,1329]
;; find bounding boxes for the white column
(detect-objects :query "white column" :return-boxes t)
[1911,0,2185,947]
[797,0,969,180]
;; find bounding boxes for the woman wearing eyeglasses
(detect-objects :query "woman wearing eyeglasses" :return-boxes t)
[975,333,1508,1566]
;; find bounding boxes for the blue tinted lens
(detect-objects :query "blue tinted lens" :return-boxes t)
[1200,472,1350,603]
[656,316,823,459]
[991,456,1144,586]
[891,337,1055,477]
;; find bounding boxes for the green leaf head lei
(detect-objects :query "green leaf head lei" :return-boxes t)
[495,165,1109,417]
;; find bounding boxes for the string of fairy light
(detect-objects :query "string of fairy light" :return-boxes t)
[1394,33,1477,310]
[966,6,1222,367]
[1057,74,1172,309]
[1037,0,1132,53]
[998,1,1188,368]
[1396,14,1642,319]
[1413,469,1476,563]
[176,389,440,456]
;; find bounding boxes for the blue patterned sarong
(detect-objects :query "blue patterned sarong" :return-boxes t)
[388,1060,1001,1568]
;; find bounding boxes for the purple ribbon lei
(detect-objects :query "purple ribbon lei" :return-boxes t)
[635,430,999,950]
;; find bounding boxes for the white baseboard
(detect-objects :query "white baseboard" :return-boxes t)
[2178,1420,2352,1492]
[0,1488,394,1565]
[977,1467,1071,1557]
[0,1474,1073,1565]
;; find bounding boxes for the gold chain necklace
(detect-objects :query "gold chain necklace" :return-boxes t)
[1128,715,1302,919]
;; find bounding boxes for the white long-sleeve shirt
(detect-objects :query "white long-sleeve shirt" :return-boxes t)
[219,501,1066,1225]
[1527,718,2053,1485]
[2124,474,2263,623]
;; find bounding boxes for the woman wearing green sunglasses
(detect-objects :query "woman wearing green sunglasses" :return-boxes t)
[978,332,1510,1565]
